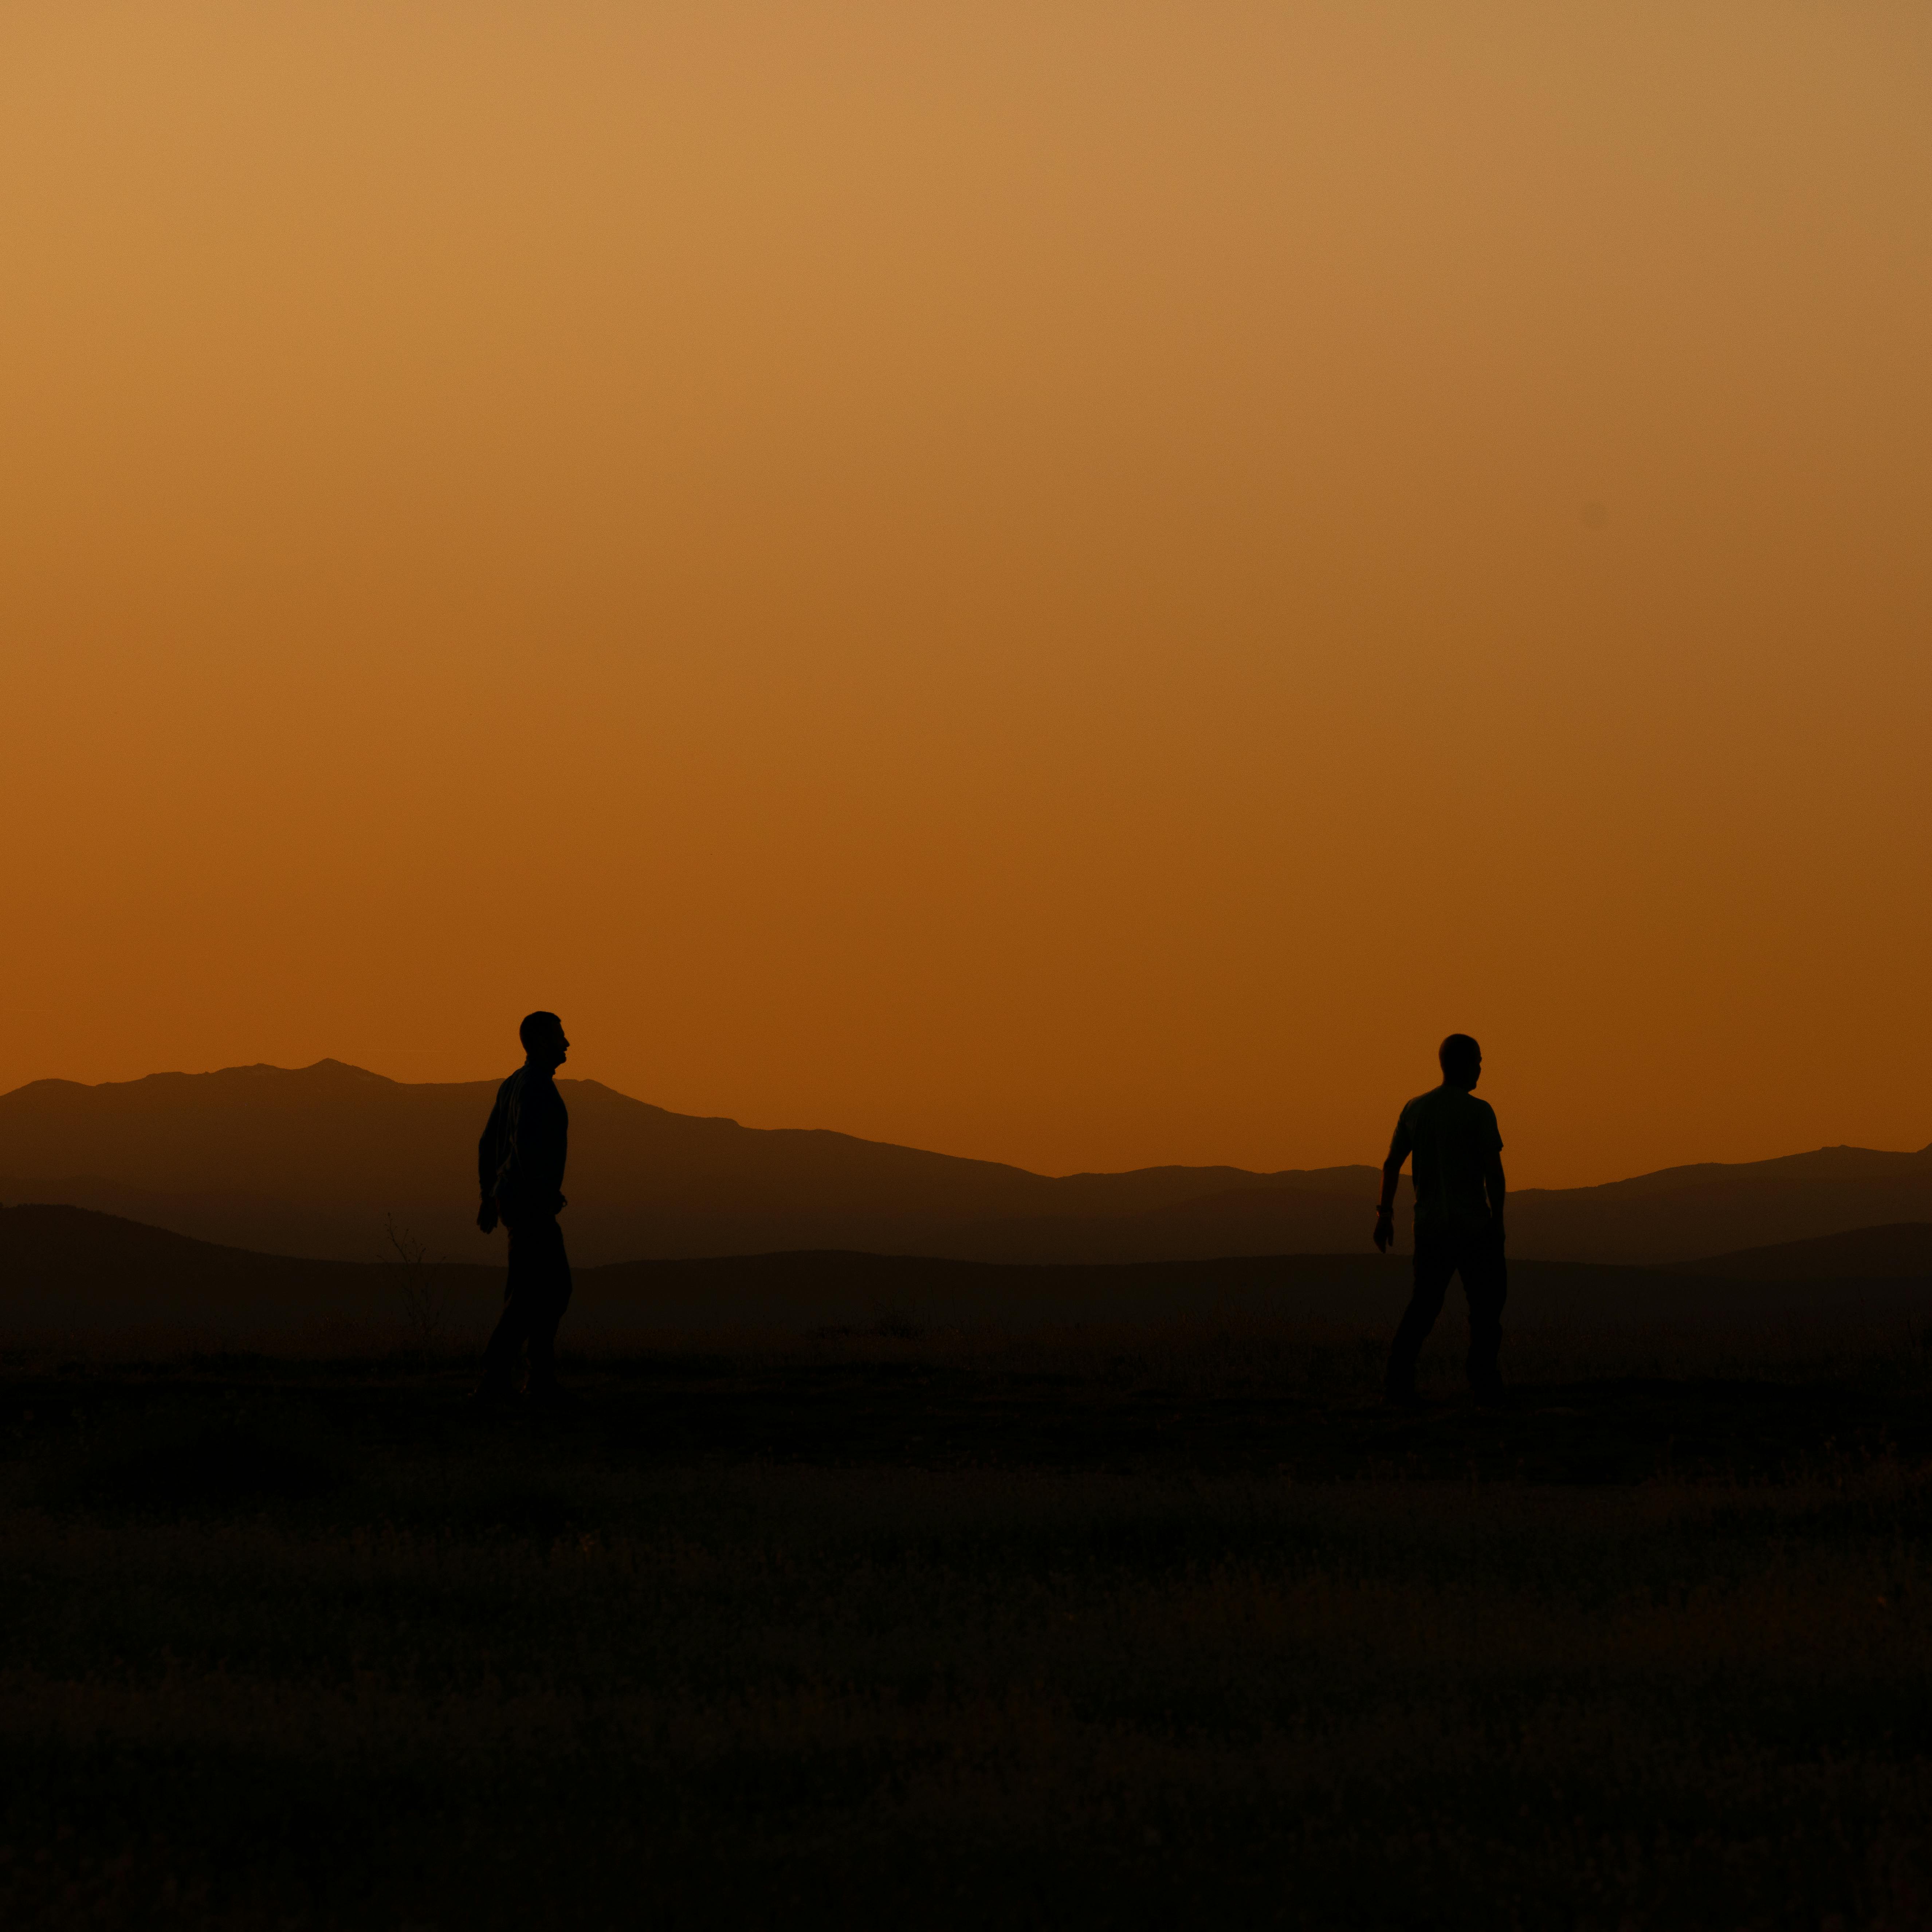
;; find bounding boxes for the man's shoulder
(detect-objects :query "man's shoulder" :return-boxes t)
[1407,1087,1497,1122]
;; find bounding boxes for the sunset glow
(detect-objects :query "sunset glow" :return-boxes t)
[6,2,1929,1184]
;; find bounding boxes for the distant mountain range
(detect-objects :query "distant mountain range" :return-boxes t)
[3,1059,1930,1269]
[3,1205,1928,1339]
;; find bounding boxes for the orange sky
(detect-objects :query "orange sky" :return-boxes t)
[4,2,1929,1186]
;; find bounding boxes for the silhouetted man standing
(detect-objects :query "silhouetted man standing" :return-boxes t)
[476,1011,572,1402]
[1374,1033,1506,1405]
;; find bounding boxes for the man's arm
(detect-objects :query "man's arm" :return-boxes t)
[1485,1152,1506,1242]
[476,1094,504,1234]
[1373,1158,1403,1253]
[1374,1113,1412,1254]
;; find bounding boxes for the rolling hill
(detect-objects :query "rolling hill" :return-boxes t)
[1677,1221,1932,1281]
[2,1060,1929,1268]
[4,1204,1928,1339]
[0,1060,1378,1266]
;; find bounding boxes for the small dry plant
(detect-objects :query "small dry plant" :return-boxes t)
[384,1213,448,1354]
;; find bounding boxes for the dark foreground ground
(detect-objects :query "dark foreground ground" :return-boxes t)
[3,1319,1930,1930]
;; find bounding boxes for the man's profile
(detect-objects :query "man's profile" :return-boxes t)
[475,1010,573,1403]
[1374,1033,1507,1406]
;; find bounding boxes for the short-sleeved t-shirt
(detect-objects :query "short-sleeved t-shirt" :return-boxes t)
[1389,1086,1503,1232]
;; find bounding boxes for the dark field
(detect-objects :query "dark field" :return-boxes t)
[4,1319,1931,1929]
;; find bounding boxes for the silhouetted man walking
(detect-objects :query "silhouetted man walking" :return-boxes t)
[476,1011,572,1402]
[1374,1033,1507,1405]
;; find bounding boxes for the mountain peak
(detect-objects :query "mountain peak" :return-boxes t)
[208,1059,399,1084]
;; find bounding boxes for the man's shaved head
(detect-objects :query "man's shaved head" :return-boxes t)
[519,1010,564,1052]
[1438,1033,1482,1086]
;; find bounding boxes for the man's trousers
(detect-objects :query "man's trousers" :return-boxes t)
[1385,1221,1506,1400]
[480,1212,573,1395]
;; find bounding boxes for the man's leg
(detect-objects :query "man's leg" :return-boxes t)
[478,1292,527,1395]
[478,1213,540,1395]
[522,1218,573,1397]
[1386,1231,1454,1403]
[1461,1226,1507,1399]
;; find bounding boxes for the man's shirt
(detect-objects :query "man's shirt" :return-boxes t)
[1388,1085,1502,1233]
[478,1067,569,1220]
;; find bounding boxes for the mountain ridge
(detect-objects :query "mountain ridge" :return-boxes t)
[2,1060,1928,1269]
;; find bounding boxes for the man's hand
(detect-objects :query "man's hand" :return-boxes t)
[476,1198,499,1235]
[1373,1204,1395,1253]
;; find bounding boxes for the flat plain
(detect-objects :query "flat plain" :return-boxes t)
[3,1317,1930,1929]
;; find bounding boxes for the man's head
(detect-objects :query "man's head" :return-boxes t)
[519,1010,569,1071]
[1438,1033,1482,1091]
